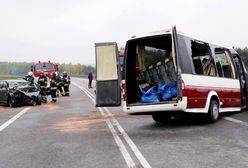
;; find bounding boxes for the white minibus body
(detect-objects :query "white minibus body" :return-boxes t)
[95,27,248,123]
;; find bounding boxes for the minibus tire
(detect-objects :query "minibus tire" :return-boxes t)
[152,113,171,123]
[207,100,219,122]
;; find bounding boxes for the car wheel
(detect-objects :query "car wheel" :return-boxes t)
[37,95,42,105]
[207,100,219,122]
[8,97,15,108]
[32,101,37,106]
[37,100,42,105]
[152,113,171,123]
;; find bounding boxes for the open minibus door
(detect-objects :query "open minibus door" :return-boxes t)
[172,26,183,101]
[232,52,248,110]
[95,42,121,107]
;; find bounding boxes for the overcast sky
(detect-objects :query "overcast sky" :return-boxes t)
[0,0,247,65]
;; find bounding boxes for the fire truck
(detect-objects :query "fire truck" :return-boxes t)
[118,50,125,79]
[31,61,58,78]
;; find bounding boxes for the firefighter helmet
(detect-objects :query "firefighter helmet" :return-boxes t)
[28,71,33,76]
[63,71,67,77]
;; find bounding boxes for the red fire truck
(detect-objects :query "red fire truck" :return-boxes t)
[119,51,125,79]
[31,61,58,78]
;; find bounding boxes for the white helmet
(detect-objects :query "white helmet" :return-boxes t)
[28,71,33,76]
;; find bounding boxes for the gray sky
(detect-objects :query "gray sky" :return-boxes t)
[0,0,247,65]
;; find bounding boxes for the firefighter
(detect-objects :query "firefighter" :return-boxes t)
[37,71,48,103]
[23,71,34,85]
[55,72,64,96]
[62,71,71,96]
[50,72,57,103]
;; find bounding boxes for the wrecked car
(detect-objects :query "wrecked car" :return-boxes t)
[0,79,42,107]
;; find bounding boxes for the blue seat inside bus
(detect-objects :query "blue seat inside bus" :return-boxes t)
[156,61,171,84]
[148,65,160,83]
[164,58,177,82]
[143,70,151,83]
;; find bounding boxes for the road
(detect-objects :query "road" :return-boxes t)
[0,78,248,168]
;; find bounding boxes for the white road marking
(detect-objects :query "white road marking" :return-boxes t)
[72,82,96,103]
[0,107,31,132]
[73,80,152,168]
[100,105,152,168]
[224,117,248,127]
[72,82,136,168]
[73,78,248,167]
[105,119,136,168]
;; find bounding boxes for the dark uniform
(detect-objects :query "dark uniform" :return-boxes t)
[37,73,48,103]
[55,73,64,96]
[50,74,57,103]
[88,72,93,88]
[62,72,71,96]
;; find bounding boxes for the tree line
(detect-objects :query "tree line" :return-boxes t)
[1,47,248,77]
[234,47,248,68]
[0,62,95,77]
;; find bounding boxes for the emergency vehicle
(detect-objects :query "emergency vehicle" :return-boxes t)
[119,50,125,79]
[95,27,248,123]
[31,61,58,78]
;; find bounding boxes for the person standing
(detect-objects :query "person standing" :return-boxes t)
[88,72,93,88]
[55,72,64,96]
[23,71,34,85]
[50,73,57,103]
[37,71,48,103]
[62,71,71,96]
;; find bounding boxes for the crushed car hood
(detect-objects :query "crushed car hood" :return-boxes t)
[10,85,40,99]
[16,89,40,97]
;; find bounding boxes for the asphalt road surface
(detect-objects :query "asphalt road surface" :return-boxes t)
[0,78,248,168]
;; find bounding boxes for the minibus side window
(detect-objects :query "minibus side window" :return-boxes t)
[214,48,236,79]
[191,41,216,76]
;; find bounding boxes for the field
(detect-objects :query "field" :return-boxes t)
[0,76,19,80]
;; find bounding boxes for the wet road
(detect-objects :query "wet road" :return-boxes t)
[0,78,248,168]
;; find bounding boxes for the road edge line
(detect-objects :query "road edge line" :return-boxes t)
[73,82,152,168]
[223,117,248,127]
[0,107,31,132]
[72,82,136,168]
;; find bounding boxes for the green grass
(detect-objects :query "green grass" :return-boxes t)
[0,76,18,80]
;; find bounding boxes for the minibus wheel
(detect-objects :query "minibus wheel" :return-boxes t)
[152,113,171,123]
[208,100,219,122]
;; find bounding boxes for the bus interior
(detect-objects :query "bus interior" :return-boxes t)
[125,34,178,105]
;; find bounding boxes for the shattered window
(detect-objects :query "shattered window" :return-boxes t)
[8,80,29,88]
[214,48,236,79]
[191,41,216,76]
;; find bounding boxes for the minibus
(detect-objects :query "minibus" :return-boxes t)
[95,27,248,123]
